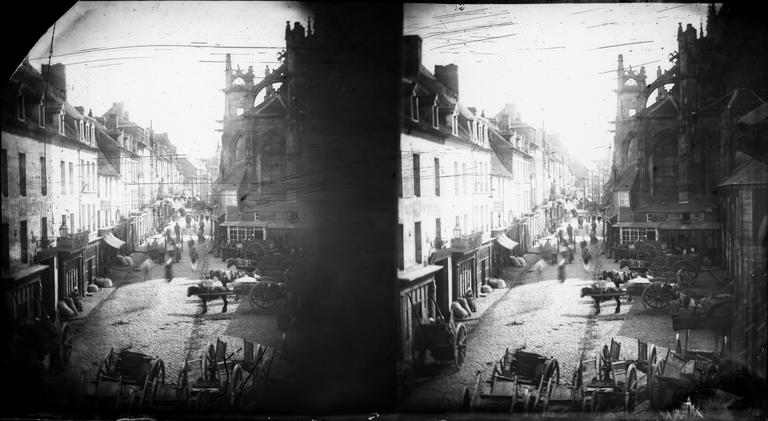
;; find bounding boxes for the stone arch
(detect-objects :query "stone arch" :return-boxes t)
[648,129,678,197]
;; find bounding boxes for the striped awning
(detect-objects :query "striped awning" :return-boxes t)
[495,233,519,250]
[102,232,126,249]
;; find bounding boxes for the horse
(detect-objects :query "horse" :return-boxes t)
[187,285,229,314]
[580,282,622,315]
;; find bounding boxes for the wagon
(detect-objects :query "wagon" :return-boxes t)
[177,338,244,410]
[409,294,467,369]
[465,347,562,412]
[571,338,643,413]
[93,347,166,409]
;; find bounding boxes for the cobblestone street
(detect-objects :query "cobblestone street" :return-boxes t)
[50,233,284,403]
[399,218,717,413]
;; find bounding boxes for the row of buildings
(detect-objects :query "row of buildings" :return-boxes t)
[1,60,216,326]
[605,4,767,381]
[396,35,605,362]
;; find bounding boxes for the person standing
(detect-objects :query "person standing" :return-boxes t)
[175,222,182,251]
[164,257,174,283]
[557,257,566,283]
[534,258,547,282]
[567,223,574,245]
[141,258,153,281]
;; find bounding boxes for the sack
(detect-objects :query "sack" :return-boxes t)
[510,257,521,267]
[63,297,78,315]
[71,295,84,312]
[480,285,493,294]
[465,296,477,312]
[451,301,469,319]
[458,298,472,314]
[125,256,134,266]
[58,301,76,319]
[87,284,99,293]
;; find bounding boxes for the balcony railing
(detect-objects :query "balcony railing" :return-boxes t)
[57,230,90,250]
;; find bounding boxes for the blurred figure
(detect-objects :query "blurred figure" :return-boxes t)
[557,258,566,283]
[165,257,174,283]
[141,258,153,281]
[534,258,547,282]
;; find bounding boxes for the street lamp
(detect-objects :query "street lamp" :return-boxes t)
[453,224,462,239]
[59,220,69,238]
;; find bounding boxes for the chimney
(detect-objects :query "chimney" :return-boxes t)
[403,35,422,80]
[41,63,66,101]
[434,64,459,100]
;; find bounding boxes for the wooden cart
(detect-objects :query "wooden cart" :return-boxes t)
[93,346,166,409]
[572,339,643,413]
[465,347,562,413]
[409,294,467,369]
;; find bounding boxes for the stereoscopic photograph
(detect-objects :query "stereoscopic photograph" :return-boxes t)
[1,1,766,420]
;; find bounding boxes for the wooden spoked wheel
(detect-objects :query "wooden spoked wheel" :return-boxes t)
[56,322,73,369]
[453,323,468,368]
[624,364,638,413]
[176,361,189,403]
[648,359,664,410]
[571,362,584,410]
[229,364,243,407]
[249,282,278,310]
[535,359,560,412]
[642,283,671,313]
[140,359,165,407]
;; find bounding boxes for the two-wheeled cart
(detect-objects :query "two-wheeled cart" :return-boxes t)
[93,346,166,409]
[408,294,467,369]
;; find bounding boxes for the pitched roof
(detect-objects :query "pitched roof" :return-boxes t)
[490,147,513,178]
[699,89,765,114]
[614,163,639,191]
[717,157,768,187]
[739,102,768,125]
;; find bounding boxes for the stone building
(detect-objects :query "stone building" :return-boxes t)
[213,21,314,248]
[607,4,768,379]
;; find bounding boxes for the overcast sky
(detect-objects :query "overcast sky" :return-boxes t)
[404,3,711,165]
[23,1,308,162]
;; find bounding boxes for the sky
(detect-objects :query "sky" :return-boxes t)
[22,1,308,161]
[404,3,712,166]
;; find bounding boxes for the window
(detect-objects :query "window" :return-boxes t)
[41,216,48,245]
[60,161,66,194]
[410,93,419,121]
[40,156,46,195]
[414,221,422,264]
[20,220,28,263]
[412,154,420,197]
[78,119,85,141]
[432,97,439,129]
[69,162,74,194]
[17,91,25,121]
[1,149,7,197]
[18,153,26,196]
[451,111,459,136]
[454,162,459,195]
[620,227,655,244]
[1,223,8,269]
[58,110,66,135]
[39,98,46,127]
[397,224,404,270]
[434,157,440,196]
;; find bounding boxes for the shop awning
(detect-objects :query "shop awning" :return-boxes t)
[495,233,519,250]
[103,232,126,249]
[614,222,661,228]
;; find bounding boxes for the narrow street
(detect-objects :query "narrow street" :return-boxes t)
[400,217,717,412]
[51,231,284,403]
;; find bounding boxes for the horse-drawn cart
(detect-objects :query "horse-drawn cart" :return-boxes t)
[93,346,166,409]
[408,294,467,369]
[571,339,644,413]
[465,347,562,413]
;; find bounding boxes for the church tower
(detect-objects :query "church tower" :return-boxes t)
[613,54,647,171]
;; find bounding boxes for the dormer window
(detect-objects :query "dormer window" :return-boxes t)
[39,98,45,127]
[91,124,96,144]
[78,119,85,141]
[410,91,419,122]
[431,97,439,129]
[451,110,459,136]
[17,90,25,121]
[58,110,66,135]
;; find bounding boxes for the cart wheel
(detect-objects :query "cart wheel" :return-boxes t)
[642,283,671,313]
[571,362,584,410]
[648,360,662,410]
[624,364,638,413]
[229,364,244,407]
[597,352,608,381]
[50,322,73,369]
[249,282,278,310]
[142,359,165,407]
[453,323,468,368]
[535,359,560,412]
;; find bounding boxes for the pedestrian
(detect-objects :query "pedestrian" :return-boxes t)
[165,257,174,283]
[591,219,597,235]
[175,222,182,251]
[567,223,574,245]
[534,258,547,282]
[557,258,566,283]
[189,245,198,270]
[141,258,153,281]
[582,248,592,271]
[174,243,182,263]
